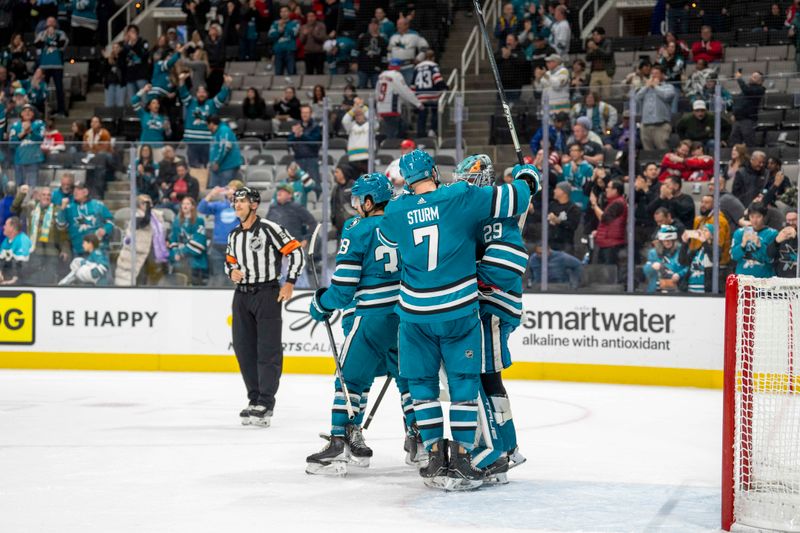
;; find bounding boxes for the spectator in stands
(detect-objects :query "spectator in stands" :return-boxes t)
[667,1,690,35]
[148,46,181,100]
[203,23,226,96]
[164,162,200,210]
[495,3,519,45]
[691,193,732,264]
[323,30,357,75]
[273,86,302,123]
[183,0,211,36]
[530,34,556,73]
[9,105,44,186]
[729,70,765,148]
[759,158,790,208]
[80,116,114,197]
[727,143,748,182]
[680,223,720,293]
[650,174,695,229]
[168,196,208,286]
[606,109,632,153]
[530,111,570,155]
[636,65,676,151]
[548,181,581,254]
[769,210,798,277]
[157,145,183,190]
[355,18,388,89]
[684,59,713,101]
[517,17,536,60]
[206,116,242,188]
[528,243,583,288]
[178,71,231,168]
[342,98,371,176]
[100,43,125,108]
[643,225,686,293]
[376,66,422,139]
[2,34,33,82]
[135,144,159,202]
[388,17,429,85]
[675,100,730,152]
[691,72,733,113]
[658,41,684,110]
[633,164,659,262]
[733,150,768,208]
[534,54,570,115]
[121,24,150,101]
[495,34,529,103]
[237,0,260,61]
[267,183,316,251]
[70,0,98,46]
[42,117,65,155]
[568,59,589,103]
[51,173,74,206]
[276,162,315,208]
[585,27,614,101]
[55,181,112,259]
[182,47,210,96]
[58,233,109,285]
[375,7,395,40]
[199,179,241,283]
[570,91,618,137]
[708,175,746,229]
[691,25,724,63]
[20,68,47,114]
[115,194,168,286]
[0,216,31,285]
[310,85,326,122]
[684,142,714,182]
[20,185,61,284]
[559,143,594,209]
[34,17,68,117]
[569,119,604,166]
[659,31,690,59]
[66,121,87,153]
[301,11,328,75]
[331,164,357,237]
[623,58,651,95]
[288,104,323,191]
[790,9,800,72]
[541,5,570,58]
[243,87,268,119]
[269,6,300,76]
[591,179,627,266]
[132,85,171,160]
[731,202,778,278]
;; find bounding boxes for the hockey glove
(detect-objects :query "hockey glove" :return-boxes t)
[512,163,542,196]
[309,288,333,322]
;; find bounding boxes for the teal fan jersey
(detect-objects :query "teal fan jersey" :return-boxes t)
[378,180,530,323]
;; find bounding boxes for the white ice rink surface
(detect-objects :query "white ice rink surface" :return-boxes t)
[0,371,723,533]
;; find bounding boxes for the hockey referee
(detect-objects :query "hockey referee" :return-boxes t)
[225,186,304,427]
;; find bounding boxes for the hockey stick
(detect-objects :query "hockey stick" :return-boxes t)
[308,224,355,420]
[362,375,393,430]
[472,0,533,230]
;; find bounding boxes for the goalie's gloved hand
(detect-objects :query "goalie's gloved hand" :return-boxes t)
[309,288,333,322]
[512,163,542,196]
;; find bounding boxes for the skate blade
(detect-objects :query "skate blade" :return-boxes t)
[348,456,370,468]
[250,417,271,427]
[483,472,509,485]
[444,477,484,491]
[422,475,450,490]
[405,451,418,466]
[240,418,252,426]
[508,456,527,470]
[305,461,347,476]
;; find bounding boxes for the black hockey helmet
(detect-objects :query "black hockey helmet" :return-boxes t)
[233,186,260,205]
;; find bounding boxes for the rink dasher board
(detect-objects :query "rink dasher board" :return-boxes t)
[0,288,724,388]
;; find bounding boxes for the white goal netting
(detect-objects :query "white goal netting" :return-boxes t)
[734,276,800,531]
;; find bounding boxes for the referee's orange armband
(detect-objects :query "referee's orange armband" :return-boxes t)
[279,240,301,255]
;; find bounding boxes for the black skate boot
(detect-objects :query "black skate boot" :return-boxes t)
[482,455,510,485]
[446,441,484,491]
[248,405,272,427]
[345,424,372,467]
[404,427,428,466]
[419,438,449,489]
[240,404,255,426]
[306,435,349,476]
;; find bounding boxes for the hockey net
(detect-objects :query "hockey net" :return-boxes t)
[723,275,800,531]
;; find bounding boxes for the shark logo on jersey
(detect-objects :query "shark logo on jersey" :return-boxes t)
[465,349,474,359]
[249,236,264,252]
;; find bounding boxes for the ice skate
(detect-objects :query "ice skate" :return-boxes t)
[507,446,527,469]
[481,456,510,485]
[345,424,372,467]
[404,428,428,466]
[240,404,255,426]
[445,441,484,491]
[248,405,272,427]
[419,439,449,490]
[306,435,349,476]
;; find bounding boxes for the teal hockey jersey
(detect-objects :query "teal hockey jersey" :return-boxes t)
[477,216,528,327]
[321,215,400,317]
[378,180,530,323]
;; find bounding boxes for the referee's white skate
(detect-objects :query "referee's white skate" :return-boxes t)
[248,405,272,427]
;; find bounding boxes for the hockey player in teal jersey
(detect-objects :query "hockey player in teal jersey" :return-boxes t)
[453,154,531,483]
[305,173,418,475]
[377,149,539,490]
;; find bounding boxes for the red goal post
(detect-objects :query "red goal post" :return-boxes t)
[723,275,800,531]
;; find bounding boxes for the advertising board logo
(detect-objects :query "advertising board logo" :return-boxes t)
[0,291,35,345]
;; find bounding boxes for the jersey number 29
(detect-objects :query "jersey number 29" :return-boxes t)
[483,222,503,242]
[413,225,439,271]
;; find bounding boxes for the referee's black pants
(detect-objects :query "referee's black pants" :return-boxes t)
[232,283,283,410]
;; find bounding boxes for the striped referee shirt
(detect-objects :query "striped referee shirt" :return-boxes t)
[225,217,304,284]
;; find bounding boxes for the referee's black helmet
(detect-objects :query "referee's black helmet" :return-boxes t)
[233,186,261,204]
